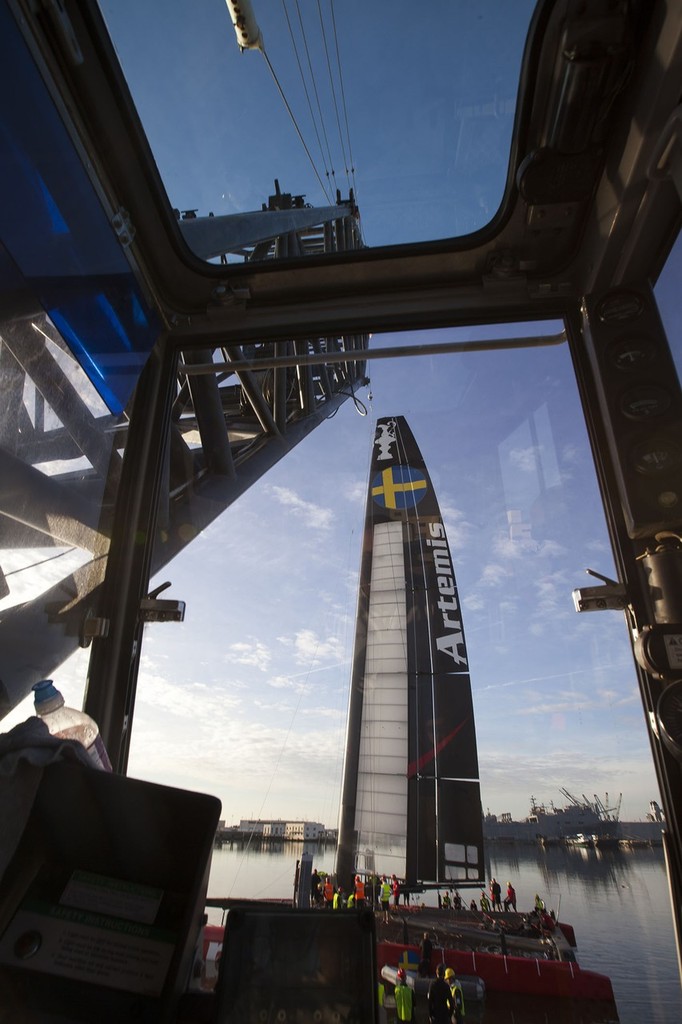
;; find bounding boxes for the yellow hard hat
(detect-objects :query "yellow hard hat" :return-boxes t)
[444,967,455,980]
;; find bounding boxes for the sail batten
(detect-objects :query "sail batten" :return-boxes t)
[337,417,484,889]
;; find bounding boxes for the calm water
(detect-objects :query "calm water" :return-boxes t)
[206,840,681,1024]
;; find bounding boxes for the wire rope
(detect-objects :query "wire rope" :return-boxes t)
[316,0,350,191]
[280,0,334,203]
[293,0,337,195]
[3,546,82,577]
[261,48,333,205]
[329,0,359,201]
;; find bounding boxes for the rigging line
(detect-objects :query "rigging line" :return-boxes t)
[261,49,333,205]
[316,0,350,189]
[294,0,337,191]
[280,0,334,203]
[228,633,322,898]
[3,545,78,577]
[329,0,358,198]
[327,502,363,835]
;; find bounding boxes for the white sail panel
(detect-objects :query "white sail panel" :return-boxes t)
[353,520,408,877]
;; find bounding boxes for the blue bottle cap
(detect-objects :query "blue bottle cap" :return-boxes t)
[32,680,63,709]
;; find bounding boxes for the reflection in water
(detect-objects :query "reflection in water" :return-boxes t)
[208,842,680,1024]
[480,993,620,1024]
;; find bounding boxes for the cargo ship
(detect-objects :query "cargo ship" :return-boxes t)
[484,793,664,845]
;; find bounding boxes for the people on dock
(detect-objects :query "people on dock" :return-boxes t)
[380,876,391,922]
[392,874,401,907]
[504,881,517,912]
[346,891,355,909]
[469,899,477,912]
[453,891,462,911]
[427,962,455,1024]
[333,886,345,910]
[444,967,465,1024]
[378,979,386,1024]
[490,878,502,910]
[311,868,321,906]
[394,967,415,1022]
[534,892,545,912]
[323,875,334,909]
[418,931,433,976]
[442,890,451,910]
[354,874,366,909]
[479,891,491,912]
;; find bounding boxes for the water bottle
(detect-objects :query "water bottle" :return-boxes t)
[33,680,112,771]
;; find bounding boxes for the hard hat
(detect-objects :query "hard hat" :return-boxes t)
[397,968,406,981]
[444,967,455,980]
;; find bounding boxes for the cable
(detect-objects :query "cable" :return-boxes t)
[262,48,334,205]
[325,387,368,419]
[330,0,359,200]
[280,0,334,203]
[4,546,78,577]
[293,0,337,195]
[316,0,350,191]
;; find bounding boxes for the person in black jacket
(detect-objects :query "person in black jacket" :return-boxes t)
[427,963,454,1024]
[418,932,432,976]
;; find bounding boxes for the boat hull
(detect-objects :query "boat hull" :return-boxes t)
[376,940,615,1001]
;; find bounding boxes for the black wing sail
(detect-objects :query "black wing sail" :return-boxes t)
[336,417,484,888]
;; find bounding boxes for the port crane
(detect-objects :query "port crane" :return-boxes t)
[558,788,622,822]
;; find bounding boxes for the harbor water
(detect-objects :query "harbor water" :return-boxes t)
[207,839,682,1024]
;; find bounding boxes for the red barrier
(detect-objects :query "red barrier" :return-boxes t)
[376,941,614,1001]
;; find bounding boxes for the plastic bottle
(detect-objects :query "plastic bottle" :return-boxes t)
[187,913,208,992]
[32,680,113,771]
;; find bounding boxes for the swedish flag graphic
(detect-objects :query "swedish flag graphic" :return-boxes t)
[398,949,420,972]
[372,465,427,509]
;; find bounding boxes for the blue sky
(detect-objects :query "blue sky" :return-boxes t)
[2,1,669,831]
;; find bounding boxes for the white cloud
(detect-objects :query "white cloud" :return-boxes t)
[509,446,539,473]
[480,562,512,587]
[226,639,271,671]
[439,500,474,549]
[291,628,344,666]
[270,486,334,530]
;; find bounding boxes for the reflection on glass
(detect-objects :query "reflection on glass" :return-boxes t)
[0,314,127,717]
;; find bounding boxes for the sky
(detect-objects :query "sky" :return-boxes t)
[1,0,676,833]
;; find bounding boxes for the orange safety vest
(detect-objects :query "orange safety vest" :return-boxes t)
[355,879,365,900]
[324,880,333,902]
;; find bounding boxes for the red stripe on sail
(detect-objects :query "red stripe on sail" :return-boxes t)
[407,719,469,779]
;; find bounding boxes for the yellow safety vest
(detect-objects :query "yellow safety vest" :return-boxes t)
[450,980,465,1016]
[395,983,414,1021]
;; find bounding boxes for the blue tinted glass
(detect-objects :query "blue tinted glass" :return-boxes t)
[0,2,159,412]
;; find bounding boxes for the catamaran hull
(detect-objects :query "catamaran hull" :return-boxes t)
[376,940,615,1001]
